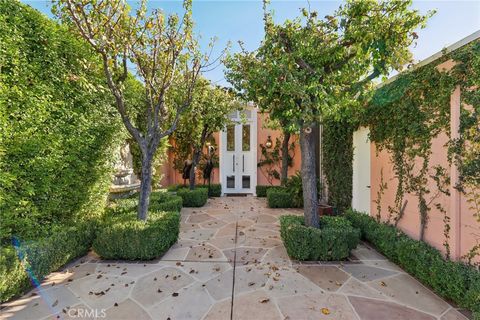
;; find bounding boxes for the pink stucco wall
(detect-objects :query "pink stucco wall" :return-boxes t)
[256,113,301,186]
[370,79,479,263]
[158,134,220,187]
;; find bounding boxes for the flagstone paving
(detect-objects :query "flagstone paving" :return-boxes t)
[0,197,471,320]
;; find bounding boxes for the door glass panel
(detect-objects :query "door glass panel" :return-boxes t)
[226,125,235,151]
[242,175,250,189]
[242,124,250,151]
[227,175,235,188]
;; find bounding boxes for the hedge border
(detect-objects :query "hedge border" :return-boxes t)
[256,185,284,197]
[167,184,222,197]
[280,215,360,261]
[176,188,209,207]
[0,221,96,302]
[266,187,301,208]
[92,210,180,260]
[345,210,480,318]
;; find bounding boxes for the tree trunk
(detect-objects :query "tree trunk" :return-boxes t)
[189,126,209,190]
[137,153,153,221]
[300,125,319,228]
[189,147,202,190]
[280,131,291,186]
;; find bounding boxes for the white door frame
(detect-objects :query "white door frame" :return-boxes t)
[219,107,257,195]
[352,126,371,214]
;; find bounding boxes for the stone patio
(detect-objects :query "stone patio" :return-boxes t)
[0,197,470,320]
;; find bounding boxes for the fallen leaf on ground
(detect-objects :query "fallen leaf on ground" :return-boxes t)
[259,298,270,303]
[321,308,330,315]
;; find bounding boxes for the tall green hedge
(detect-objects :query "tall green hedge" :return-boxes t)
[0,0,122,243]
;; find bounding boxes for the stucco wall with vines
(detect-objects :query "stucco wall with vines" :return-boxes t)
[365,39,479,264]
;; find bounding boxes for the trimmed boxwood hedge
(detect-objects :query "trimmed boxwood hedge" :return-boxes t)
[149,192,183,212]
[110,191,183,213]
[266,187,301,208]
[0,221,96,302]
[204,184,222,197]
[345,210,480,318]
[256,185,283,197]
[167,184,222,197]
[176,188,209,207]
[93,209,180,260]
[280,215,360,261]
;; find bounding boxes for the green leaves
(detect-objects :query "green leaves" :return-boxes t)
[279,215,360,261]
[176,187,208,207]
[0,0,122,243]
[226,0,430,129]
[346,210,480,317]
[171,80,239,173]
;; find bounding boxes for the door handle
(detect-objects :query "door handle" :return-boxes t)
[233,155,235,172]
[242,155,245,172]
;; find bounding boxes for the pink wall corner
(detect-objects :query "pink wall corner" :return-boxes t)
[256,112,302,186]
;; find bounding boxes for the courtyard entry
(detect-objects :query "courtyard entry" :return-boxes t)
[220,108,257,195]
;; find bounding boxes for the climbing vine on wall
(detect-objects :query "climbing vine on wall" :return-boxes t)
[322,116,355,213]
[257,135,296,185]
[363,40,479,258]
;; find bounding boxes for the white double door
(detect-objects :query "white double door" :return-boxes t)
[220,110,257,195]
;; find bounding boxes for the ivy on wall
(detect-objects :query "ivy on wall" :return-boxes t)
[362,39,479,261]
[257,135,296,185]
[0,0,122,243]
[322,116,355,213]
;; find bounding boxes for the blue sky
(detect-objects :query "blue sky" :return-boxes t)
[23,0,480,86]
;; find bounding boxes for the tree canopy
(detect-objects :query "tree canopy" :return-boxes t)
[53,0,210,220]
[225,0,432,227]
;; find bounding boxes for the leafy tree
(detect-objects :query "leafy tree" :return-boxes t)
[53,0,207,220]
[226,0,431,227]
[171,80,240,189]
[225,48,298,185]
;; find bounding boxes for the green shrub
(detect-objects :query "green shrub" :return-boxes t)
[200,184,222,197]
[257,185,287,197]
[256,185,273,197]
[167,184,221,197]
[0,0,122,243]
[280,215,360,261]
[0,221,96,302]
[166,184,182,192]
[93,210,180,260]
[109,191,183,215]
[149,191,183,212]
[267,188,301,208]
[176,188,208,207]
[284,172,304,207]
[345,210,480,318]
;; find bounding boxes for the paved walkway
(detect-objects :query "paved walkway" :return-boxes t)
[0,197,470,320]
